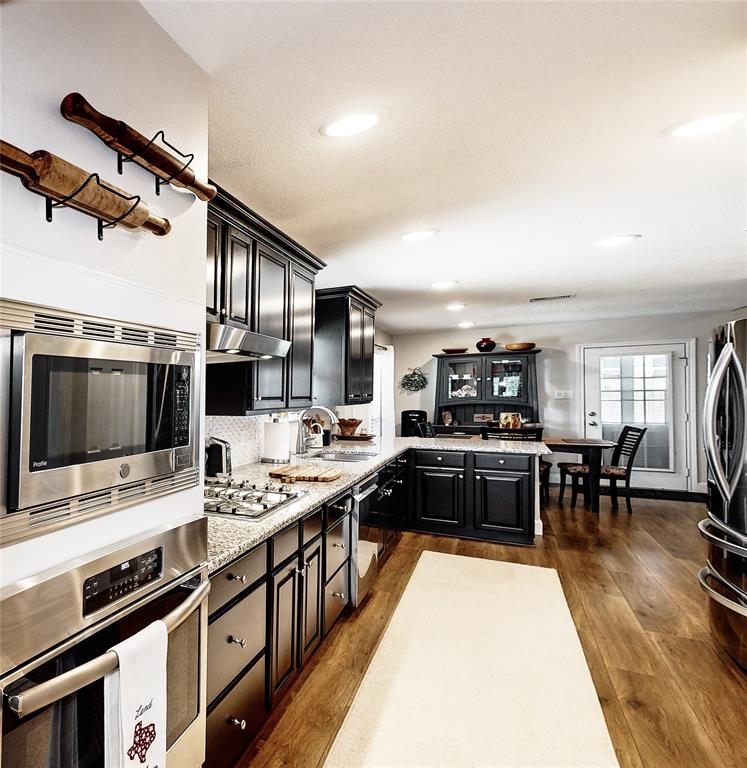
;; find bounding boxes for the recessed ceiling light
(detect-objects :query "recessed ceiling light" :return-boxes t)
[321,113,380,137]
[401,229,438,242]
[432,281,456,290]
[446,303,466,311]
[596,234,643,248]
[663,113,742,137]
[458,321,475,328]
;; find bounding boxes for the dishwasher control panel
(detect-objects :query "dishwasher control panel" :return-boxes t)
[83,547,162,616]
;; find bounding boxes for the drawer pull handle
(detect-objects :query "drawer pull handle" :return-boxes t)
[332,542,346,549]
[228,573,247,584]
[229,717,247,730]
[332,591,346,600]
[330,504,348,513]
[229,636,247,648]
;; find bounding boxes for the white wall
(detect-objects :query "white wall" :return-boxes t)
[392,309,747,487]
[0,1,209,586]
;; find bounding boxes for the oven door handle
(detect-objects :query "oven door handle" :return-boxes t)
[6,579,210,719]
[698,564,747,618]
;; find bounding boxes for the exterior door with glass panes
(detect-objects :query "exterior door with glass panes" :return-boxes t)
[485,355,529,403]
[442,357,483,402]
[582,343,690,490]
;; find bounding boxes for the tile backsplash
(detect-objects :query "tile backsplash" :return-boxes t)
[204,415,271,467]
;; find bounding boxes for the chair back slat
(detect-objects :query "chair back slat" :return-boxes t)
[610,425,647,468]
[480,426,544,441]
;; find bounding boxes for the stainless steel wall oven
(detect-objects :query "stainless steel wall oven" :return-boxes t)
[0,299,201,544]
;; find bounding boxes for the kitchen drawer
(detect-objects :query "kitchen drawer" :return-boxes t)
[302,508,323,545]
[474,453,532,472]
[207,582,266,704]
[325,514,350,579]
[209,543,267,615]
[272,521,300,569]
[324,561,349,634]
[414,450,465,468]
[325,492,353,529]
[205,654,266,768]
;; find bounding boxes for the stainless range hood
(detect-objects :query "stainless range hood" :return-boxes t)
[206,323,291,363]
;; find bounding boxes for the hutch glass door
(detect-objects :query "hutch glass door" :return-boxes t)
[444,358,481,400]
[486,357,526,401]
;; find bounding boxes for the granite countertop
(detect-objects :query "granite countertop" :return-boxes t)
[206,436,549,573]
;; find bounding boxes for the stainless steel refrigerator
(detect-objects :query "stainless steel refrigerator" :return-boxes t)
[699,318,747,670]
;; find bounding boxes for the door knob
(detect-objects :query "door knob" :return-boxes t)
[588,421,598,427]
[588,411,597,417]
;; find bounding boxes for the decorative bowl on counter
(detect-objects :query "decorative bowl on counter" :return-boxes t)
[505,342,536,351]
[442,347,468,354]
[337,418,363,436]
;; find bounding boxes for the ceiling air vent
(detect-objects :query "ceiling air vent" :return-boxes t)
[529,294,576,303]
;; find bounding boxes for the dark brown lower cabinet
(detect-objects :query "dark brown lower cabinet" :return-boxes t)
[206,654,266,768]
[414,466,464,527]
[473,470,531,536]
[271,557,300,700]
[300,538,323,664]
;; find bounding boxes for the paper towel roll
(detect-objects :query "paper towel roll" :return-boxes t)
[262,420,290,464]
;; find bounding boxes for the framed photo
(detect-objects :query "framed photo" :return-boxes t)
[473,413,493,423]
[498,412,522,429]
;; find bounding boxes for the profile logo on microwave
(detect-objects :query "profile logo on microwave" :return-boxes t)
[32,460,48,468]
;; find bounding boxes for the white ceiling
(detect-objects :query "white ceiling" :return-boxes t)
[144,1,746,334]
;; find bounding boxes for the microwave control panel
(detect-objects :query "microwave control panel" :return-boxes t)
[173,365,191,447]
[83,547,163,616]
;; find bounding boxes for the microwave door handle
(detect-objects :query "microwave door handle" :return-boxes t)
[6,579,210,719]
[703,342,738,506]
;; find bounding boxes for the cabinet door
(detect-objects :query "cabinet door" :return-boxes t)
[485,355,529,404]
[206,212,224,322]
[300,539,323,664]
[440,356,483,403]
[361,309,375,402]
[414,467,464,527]
[253,244,289,409]
[473,470,531,534]
[288,264,315,408]
[346,300,364,403]
[271,558,299,699]
[225,225,253,328]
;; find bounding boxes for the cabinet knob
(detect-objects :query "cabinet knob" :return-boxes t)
[459,475,464,479]
[230,312,235,319]
[475,475,482,480]
[220,308,227,316]
[332,542,346,549]
[394,479,404,485]
[332,591,346,600]
[229,717,247,730]
[436,456,442,461]
[305,560,312,570]
[498,459,505,464]
[229,636,247,648]
[295,567,305,577]
[256,396,263,401]
[228,573,247,584]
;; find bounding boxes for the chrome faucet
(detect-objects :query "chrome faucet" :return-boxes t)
[296,406,339,455]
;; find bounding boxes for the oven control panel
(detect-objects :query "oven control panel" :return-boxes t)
[83,547,163,616]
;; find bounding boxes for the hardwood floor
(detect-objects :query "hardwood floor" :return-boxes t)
[239,496,747,768]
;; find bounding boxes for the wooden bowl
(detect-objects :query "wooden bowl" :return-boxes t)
[504,342,536,351]
[337,418,363,436]
[442,347,468,354]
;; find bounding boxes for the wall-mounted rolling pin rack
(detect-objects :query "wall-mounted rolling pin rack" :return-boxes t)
[0,140,171,240]
[60,93,216,201]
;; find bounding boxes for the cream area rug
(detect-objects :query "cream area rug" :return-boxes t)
[324,551,619,768]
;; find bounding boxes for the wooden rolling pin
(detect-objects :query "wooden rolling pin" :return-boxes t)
[0,140,171,235]
[60,93,216,202]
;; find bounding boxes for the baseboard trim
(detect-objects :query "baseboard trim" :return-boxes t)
[547,483,707,503]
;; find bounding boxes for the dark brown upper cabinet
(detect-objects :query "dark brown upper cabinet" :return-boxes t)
[313,286,382,408]
[205,185,325,415]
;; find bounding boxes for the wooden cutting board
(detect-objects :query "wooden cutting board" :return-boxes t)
[269,465,342,483]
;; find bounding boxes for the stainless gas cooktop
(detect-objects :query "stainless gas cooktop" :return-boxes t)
[204,476,305,520]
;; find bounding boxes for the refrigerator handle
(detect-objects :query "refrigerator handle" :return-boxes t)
[703,342,745,506]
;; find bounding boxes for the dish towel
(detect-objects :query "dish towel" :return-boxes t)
[105,619,168,768]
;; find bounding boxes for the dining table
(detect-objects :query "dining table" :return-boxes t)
[542,437,618,513]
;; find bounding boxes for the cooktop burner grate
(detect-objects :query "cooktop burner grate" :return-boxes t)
[204,476,304,520]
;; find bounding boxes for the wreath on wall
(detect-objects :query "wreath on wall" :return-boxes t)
[400,367,428,392]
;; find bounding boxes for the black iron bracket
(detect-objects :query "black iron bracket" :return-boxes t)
[115,130,194,196]
[45,173,141,241]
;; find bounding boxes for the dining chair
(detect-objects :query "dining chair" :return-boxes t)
[557,426,647,512]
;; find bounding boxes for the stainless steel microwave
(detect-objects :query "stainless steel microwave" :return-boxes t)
[0,301,200,542]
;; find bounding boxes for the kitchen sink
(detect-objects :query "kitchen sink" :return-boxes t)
[310,451,378,462]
